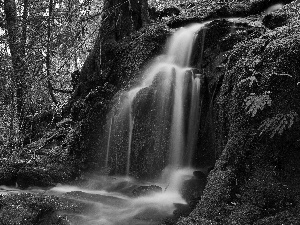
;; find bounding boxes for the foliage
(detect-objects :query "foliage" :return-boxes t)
[238,75,258,87]
[149,0,196,10]
[245,91,272,117]
[258,111,298,138]
[0,0,103,145]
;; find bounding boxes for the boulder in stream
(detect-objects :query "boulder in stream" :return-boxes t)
[132,185,162,197]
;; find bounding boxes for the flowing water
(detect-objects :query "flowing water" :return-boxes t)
[0,169,193,225]
[186,75,201,166]
[126,88,142,176]
[105,116,114,168]
[105,23,207,175]
[50,172,191,225]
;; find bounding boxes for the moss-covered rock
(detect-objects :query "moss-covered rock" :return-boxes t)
[0,193,78,225]
[0,125,78,188]
[177,1,300,224]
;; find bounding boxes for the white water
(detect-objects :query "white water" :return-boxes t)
[170,67,186,167]
[126,88,142,176]
[186,75,201,165]
[104,23,206,180]
[1,170,193,225]
[168,24,205,169]
[265,3,283,14]
[166,24,206,67]
[50,172,191,225]
[105,116,113,168]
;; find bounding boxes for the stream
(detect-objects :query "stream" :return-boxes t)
[0,168,195,225]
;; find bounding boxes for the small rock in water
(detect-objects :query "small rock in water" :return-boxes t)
[173,203,192,217]
[180,171,208,205]
[193,171,207,180]
[132,185,162,197]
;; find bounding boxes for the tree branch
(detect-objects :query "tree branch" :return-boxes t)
[47,79,58,104]
[46,0,57,105]
[21,0,28,55]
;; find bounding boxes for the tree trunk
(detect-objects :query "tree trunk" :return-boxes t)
[140,0,150,25]
[46,0,58,105]
[100,0,149,41]
[4,0,29,136]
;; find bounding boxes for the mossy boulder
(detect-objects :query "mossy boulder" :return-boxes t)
[0,194,78,225]
[178,1,300,224]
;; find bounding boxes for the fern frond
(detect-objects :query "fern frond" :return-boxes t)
[238,76,258,87]
[245,91,272,117]
[259,111,298,138]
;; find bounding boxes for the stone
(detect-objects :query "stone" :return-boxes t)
[173,203,192,217]
[132,185,162,197]
[180,172,207,205]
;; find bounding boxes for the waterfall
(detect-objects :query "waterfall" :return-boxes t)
[105,115,113,168]
[168,24,205,168]
[104,23,207,177]
[126,88,142,176]
[186,74,201,166]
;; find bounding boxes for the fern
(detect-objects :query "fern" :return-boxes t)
[238,76,258,87]
[259,111,298,138]
[245,91,272,117]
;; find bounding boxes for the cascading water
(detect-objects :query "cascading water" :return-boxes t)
[186,74,201,166]
[105,23,207,186]
[105,115,114,168]
[126,88,142,176]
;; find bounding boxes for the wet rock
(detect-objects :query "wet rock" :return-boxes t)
[193,170,207,180]
[38,211,70,225]
[173,203,192,218]
[132,185,162,197]
[180,174,207,206]
[16,166,54,189]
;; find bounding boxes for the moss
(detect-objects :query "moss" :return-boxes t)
[227,204,262,225]
[254,209,300,225]
[178,2,300,225]
[240,173,295,215]
[0,194,78,225]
